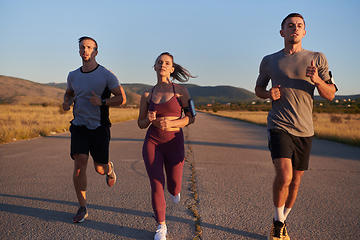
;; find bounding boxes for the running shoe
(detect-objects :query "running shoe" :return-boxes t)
[154,224,167,240]
[268,219,289,240]
[72,206,88,223]
[283,221,290,240]
[170,193,180,204]
[106,161,116,187]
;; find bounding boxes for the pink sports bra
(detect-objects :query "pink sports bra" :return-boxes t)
[148,83,182,118]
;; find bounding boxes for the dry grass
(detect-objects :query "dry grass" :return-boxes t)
[109,107,139,123]
[2,106,359,147]
[0,105,139,144]
[204,110,360,147]
[207,111,268,126]
[313,113,360,147]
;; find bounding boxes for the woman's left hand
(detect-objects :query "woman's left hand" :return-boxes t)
[159,118,171,130]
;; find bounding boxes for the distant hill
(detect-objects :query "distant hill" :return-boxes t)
[48,82,258,106]
[0,75,65,105]
[2,75,358,106]
[122,84,258,105]
[120,83,258,105]
[121,83,259,105]
[122,83,152,95]
[183,84,258,105]
[47,82,67,90]
[121,84,151,106]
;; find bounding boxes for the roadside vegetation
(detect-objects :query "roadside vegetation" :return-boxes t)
[197,98,360,148]
[1,98,359,148]
[0,104,139,144]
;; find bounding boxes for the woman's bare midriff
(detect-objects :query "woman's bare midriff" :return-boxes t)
[156,116,181,131]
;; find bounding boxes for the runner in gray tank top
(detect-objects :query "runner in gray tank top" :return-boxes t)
[255,13,337,240]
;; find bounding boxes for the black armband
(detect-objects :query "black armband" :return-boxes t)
[325,71,338,91]
[184,99,196,117]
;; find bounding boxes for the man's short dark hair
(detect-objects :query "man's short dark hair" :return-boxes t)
[78,36,98,51]
[281,13,305,30]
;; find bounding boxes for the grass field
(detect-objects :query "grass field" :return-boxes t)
[0,105,139,144]
[204,110,360,148]
[1,106,359,147]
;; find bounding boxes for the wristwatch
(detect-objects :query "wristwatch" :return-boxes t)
[101,99,106,106]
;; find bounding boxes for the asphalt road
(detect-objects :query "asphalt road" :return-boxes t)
[1,112,359,239]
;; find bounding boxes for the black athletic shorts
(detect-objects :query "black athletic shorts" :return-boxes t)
[70,124,110,164]
[268,129,313,171]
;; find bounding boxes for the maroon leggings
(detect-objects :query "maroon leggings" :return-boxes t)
[142,125,185,222]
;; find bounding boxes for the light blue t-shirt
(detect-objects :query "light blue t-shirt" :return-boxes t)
[67,65,120,129]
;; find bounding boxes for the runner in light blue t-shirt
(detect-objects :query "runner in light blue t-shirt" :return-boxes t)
[62,36,126,223]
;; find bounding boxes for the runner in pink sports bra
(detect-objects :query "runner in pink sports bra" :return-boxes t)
[138,52,196,240]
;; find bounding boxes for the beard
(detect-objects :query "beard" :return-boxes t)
[288,33,301,44]
[289,36,301,45]
[82,56,91,62]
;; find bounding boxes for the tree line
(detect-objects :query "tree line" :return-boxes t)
[196,98,360,114]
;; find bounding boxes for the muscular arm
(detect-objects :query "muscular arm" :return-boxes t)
[137,91,152,129]
[107,86,126,106]
[314,80,336,101]
[63,88,74,111]
[89,86,127,106]
[306,60,336,101]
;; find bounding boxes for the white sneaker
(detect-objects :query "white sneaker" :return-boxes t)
[154,224,167,240]
[170,193,180,204]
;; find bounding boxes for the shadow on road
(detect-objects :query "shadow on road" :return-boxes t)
[0,194,154,239]
[47,135,144,143]
[0,193,266,239]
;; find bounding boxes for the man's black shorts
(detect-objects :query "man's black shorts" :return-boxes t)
[70,124,110,164]
[268,129,313,171]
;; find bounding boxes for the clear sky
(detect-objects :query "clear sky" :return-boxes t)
[1,0,359,95]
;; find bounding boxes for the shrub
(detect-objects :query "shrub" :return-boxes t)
[330,115,342,123]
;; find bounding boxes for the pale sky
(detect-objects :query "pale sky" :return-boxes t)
[1,0,359,95]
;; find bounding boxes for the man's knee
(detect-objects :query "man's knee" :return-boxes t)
[274,158,293,186]
[73,154,88,169]
[275,173,293,187]
[290,170,304,187]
